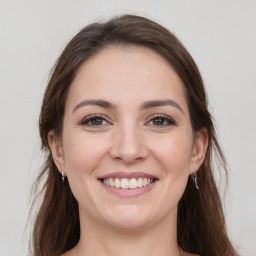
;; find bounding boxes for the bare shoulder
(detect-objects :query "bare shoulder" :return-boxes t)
[60,247,76,256]
[184,252,200,256]
[60,252,70,256]
[60,249,200,256]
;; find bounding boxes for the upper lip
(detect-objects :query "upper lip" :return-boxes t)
[98,172,158,180]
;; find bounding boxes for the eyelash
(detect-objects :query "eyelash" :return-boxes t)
[79,114,176,127]
[79,115,110,126]
[146,114,177,127]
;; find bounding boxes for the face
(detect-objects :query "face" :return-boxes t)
[49,46,207,230]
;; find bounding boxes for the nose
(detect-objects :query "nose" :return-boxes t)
[109,123,148,165]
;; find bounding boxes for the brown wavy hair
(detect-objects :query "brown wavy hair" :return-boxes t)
[30,14,239,256]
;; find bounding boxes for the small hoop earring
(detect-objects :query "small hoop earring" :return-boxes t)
[192,172,199,190]
[61,172,65,184]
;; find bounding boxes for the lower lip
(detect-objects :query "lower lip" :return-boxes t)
[100,181,157,197]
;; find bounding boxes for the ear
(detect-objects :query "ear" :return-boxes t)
[189,128,208,174]
[48,130,66,174]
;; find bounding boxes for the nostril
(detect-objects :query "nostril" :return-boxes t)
[109,133,148,163]
[112,154,145,165]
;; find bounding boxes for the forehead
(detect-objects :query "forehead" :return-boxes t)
[67,46,188,112]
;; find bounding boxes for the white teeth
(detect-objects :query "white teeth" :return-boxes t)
[103,177,154,189]
[115,178,121,188]
[121,178,129,188]
[137,178,143,188]
[110,178,115,187]
[129,178,137,189]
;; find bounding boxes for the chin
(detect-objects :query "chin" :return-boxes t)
[101,205,156,230]
[107,217,151,230]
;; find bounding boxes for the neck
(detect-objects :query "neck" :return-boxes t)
[73,208,182,256]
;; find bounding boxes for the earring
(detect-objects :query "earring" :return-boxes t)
[191,172,199,190]
[61,171,65,184]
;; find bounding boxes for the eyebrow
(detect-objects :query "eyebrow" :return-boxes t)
[73,98,184,114]
[73,99,116,113]
[140,99,184,114]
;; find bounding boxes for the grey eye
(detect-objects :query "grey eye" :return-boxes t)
[80,115,108,126]
[90,117,104,125]
[149,116,176,126]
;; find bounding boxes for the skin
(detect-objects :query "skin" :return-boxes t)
[49,46,208,256]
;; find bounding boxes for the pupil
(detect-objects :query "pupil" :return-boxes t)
[154,118,164,125]
[92,118,102,125]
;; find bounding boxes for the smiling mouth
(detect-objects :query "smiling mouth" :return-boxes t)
[100,178,157,189]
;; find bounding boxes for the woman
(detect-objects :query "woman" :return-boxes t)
[31,14,239,256]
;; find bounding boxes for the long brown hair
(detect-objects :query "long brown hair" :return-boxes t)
[31,14,239,256]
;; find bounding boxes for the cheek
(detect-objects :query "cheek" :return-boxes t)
[62,131,108,176]
[149,133,193,176]
[144,133,193,218]
[61,131,110,213]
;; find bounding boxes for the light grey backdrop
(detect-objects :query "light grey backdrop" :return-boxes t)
[0,1,255,255]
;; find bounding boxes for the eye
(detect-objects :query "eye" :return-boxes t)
[147,115,176,127]
[79,115,109,126]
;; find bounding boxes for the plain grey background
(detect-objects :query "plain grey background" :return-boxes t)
[0,1,255,255]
